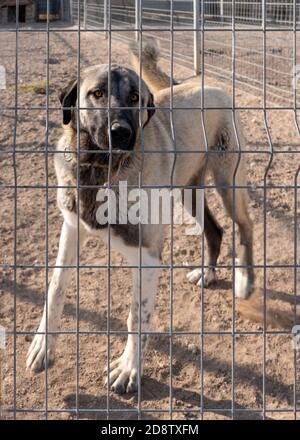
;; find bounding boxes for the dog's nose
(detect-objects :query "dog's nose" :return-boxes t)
[110,121,133,150]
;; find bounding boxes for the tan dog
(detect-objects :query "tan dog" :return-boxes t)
[26,42,253,394]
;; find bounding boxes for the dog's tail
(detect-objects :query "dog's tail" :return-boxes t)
[129,38,179,93]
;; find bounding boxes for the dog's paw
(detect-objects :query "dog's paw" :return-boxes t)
[235,267,252,299]
[26,333,55,373]
[186,267,216,287]
[104,351,140,394]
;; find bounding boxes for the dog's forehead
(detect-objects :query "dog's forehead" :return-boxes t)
[81,64,140,91]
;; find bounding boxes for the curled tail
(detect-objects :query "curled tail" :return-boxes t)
[129,38,179,93]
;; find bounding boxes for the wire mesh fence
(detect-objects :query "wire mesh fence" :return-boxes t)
[0,0,299,421]
[72,0,300,104]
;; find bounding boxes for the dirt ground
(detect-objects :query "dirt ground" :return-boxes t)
[0,23,300,420]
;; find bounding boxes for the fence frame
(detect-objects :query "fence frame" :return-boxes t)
[0,0,299,421]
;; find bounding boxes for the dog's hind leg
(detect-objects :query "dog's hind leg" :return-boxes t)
[186,177,223,288]
[210,150,254,299]
[26,220,87,372]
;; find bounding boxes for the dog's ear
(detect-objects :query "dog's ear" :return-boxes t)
[144,92,155,127]
[59,79,77,125]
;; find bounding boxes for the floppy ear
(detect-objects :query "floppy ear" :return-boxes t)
[143,92,155,127]
[59,79,77,125]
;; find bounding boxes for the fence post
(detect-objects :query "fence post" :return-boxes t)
[83,0,87,30]
[70,0,73,23]
[60,0,64,20]
[135,0,140,41]
[220,0,224,22]
[193,0,200,74]
[104,0,108,39]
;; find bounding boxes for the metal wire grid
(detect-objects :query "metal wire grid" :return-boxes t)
[0,0,299,420]
[72,0,300,104]
[73,1,300,27]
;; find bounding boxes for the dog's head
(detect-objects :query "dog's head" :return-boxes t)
[59,64,155,156]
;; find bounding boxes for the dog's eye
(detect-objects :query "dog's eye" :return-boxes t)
[93,89,102,99]
[130,92,139,103]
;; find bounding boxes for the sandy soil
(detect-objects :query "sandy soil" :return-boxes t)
[0,23,300,420]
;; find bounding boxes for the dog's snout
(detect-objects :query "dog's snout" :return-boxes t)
[110,121,133,150]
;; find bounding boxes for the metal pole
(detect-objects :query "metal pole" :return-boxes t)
[83,0,87,30]
[70,0,73,23]
[104,0,108,39]
[193,0,200,74]
[135,0,140,41]
[59,0,64,21]
[220,0,224,22]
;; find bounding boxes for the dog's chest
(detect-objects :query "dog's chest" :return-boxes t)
[57,164,145,248]
[59,165,108,230]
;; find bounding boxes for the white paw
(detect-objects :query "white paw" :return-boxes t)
[235,267,251,299]
[26,332,55,373]
[104,349,140,394]
[187,267,216,287]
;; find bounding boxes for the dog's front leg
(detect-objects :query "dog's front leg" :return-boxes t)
[106,248,160,394]
[26,220,86,372]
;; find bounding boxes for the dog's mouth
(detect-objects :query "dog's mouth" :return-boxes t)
[82,131,130,165]
[65,130,132,186]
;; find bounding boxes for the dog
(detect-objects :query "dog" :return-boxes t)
[26,41,254,394]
